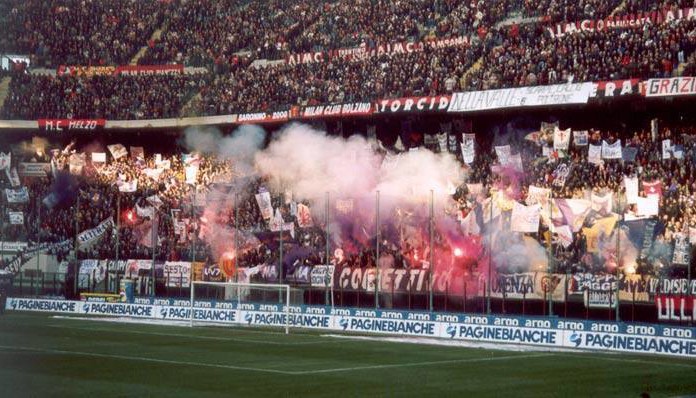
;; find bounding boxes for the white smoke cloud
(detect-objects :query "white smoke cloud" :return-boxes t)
[184,124,266,176]
[255,123,466,206]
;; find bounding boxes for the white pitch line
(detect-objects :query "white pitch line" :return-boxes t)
[290,353,554,374]
[0,345,294,375]
[46,324,327,346]
[0,344,553,375]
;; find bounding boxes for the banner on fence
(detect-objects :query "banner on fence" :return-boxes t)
[448,83,594,112]
[645,76,696,98]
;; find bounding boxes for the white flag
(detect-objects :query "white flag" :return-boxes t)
[143,167,164,181]
[624,176,639,204]
[509,153,523,172]
[146,195,164,208]
[185,165,198,185]
[297,203,313,228]
[554,225,573,248]
[588,144,602,164]
[553,127,571,150]
[495,145,511,165]
[5,167,20,187]
[511,202,541,233]
[526,186,550,206]
[460,134,475,164]
[136,203,154,218]
[636,195,659,216]
[269,208,285,231]
[573,130,588,146]
[0,152,11,170]
[68,153,86,175]
[436,133,448,153]
[107,144,128,160]
[662,139,672,160]
[118,180,138,193]
[255,192,273,220]
[591,192,613,213]
[601,140,622,159]
[91,152,106,163]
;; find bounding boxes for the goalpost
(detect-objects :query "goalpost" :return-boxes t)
[190,281,291,334]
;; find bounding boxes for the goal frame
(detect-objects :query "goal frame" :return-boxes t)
[190,281,291,334]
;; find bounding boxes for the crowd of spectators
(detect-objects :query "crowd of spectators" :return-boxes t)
[1,72,209,120]
[0,0,169,67]
[287,0,512,53]
[1,118,695,281]
[139,0,326,67]
[1,0,694,120]
[522,0,623,22]
[465,18,696,90]
[198,43,482,114]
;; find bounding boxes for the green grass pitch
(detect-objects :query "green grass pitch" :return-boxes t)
[0,313,695,397]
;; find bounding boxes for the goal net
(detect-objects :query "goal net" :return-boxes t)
[190,281,291,333]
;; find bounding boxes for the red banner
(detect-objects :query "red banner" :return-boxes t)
[236,110,289,124]
[374,95,451,114]
[115,65,184,76]
[299,103,372,118]
[57,65,115,77]
[590,79,641,98]
[656,295,696,322]
[38,119,106,131]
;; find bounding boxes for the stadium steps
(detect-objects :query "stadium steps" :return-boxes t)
[129,28,165,65]
[0,76,12,110]
[180,91,204,117]
[179,77,214,117]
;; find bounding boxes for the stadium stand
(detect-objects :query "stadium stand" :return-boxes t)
[0,0,694,321]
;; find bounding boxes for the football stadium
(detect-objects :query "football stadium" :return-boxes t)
[0,0,696,396]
